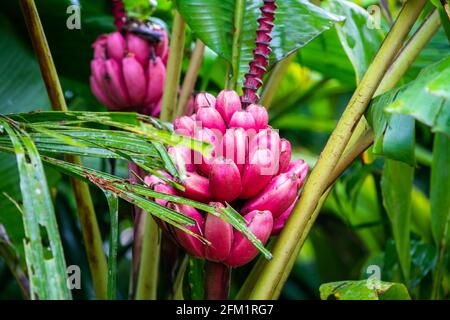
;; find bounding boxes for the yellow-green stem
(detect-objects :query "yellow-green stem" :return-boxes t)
[249,0,427,299]
[160,12,186,121]
[20,0,108,299]
[175,39,205,118]
[135,216,161,299]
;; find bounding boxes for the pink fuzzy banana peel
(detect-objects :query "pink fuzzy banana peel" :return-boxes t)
[241,172,299,218]
[215,90,242,124]
[224,210,273,267]
[168,203,205,258]
[209,157,242,202]
[204,203,233,262]
[240,148,276,198]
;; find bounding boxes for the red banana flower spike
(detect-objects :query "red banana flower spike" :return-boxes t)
[204,203,233,262]
[195,92,217,112]
[241,0,277,107]
[241,172,299,218]
[168,203,205,258]
[209,157,242,202]
[221,128,249,173]
[180,171,213,203]
[278,138,292,174]
[246,104,269,131]
[196,106,227,135]
[111,0,126,31]
[240,148,276,198]
[271,196,298,236]
[224,210,273,267]
[215,90,242,124]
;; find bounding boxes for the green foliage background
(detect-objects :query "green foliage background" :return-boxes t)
[0,0,448,300]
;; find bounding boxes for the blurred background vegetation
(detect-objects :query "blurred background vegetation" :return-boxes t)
[0,0,448,299]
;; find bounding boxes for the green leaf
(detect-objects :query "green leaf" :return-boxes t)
[105,191,119,300]
[299,0,385,86]
[367,57,450,163]
[0,14,49,112]
[0,119,71,299]
[381,159,414,282]
[430,133,450,247]
[185,257,204,300]
[322,0,384,83]
[367,94,416,164]
[384,57,450,137]
[175,0,343,86]
[320,279,411,300]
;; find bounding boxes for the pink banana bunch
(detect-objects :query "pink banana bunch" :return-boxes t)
[147,90,309,267]
[90,25,168,116]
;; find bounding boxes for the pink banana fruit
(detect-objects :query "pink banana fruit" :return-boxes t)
[169,203,205,258]
[228,110,257,132]
[241,172,299,218]
[224,210,273,267]
[153,183,177,207]
[126,33,151,68]
[285,159,309,186]
[271,196,298,236]
[196,106,227,134]
[193,128,220,176]
[246,104,268,131]
[240,148,276,198]
[204,202,233,262]
[180,171,212,202]
[278,139,292,174]
[221,128,248,173]
[104,59,131,107]
[122,56,147,107]
[173,115,196,136]
[106,31,126,62]
[145,57,166,106]
[215,90,242,124]
[90,76,120,110]
[195,92,216,112]
[209,157,242,202]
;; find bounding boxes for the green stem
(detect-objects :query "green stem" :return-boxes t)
[135,216,161,299]
[175,39,205,118]
[248,0,427,300]
[160,11,186,121]
[229,0,246,90]
[172,255,189,300]
[20,0,108,299]
[260,54,295,108]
